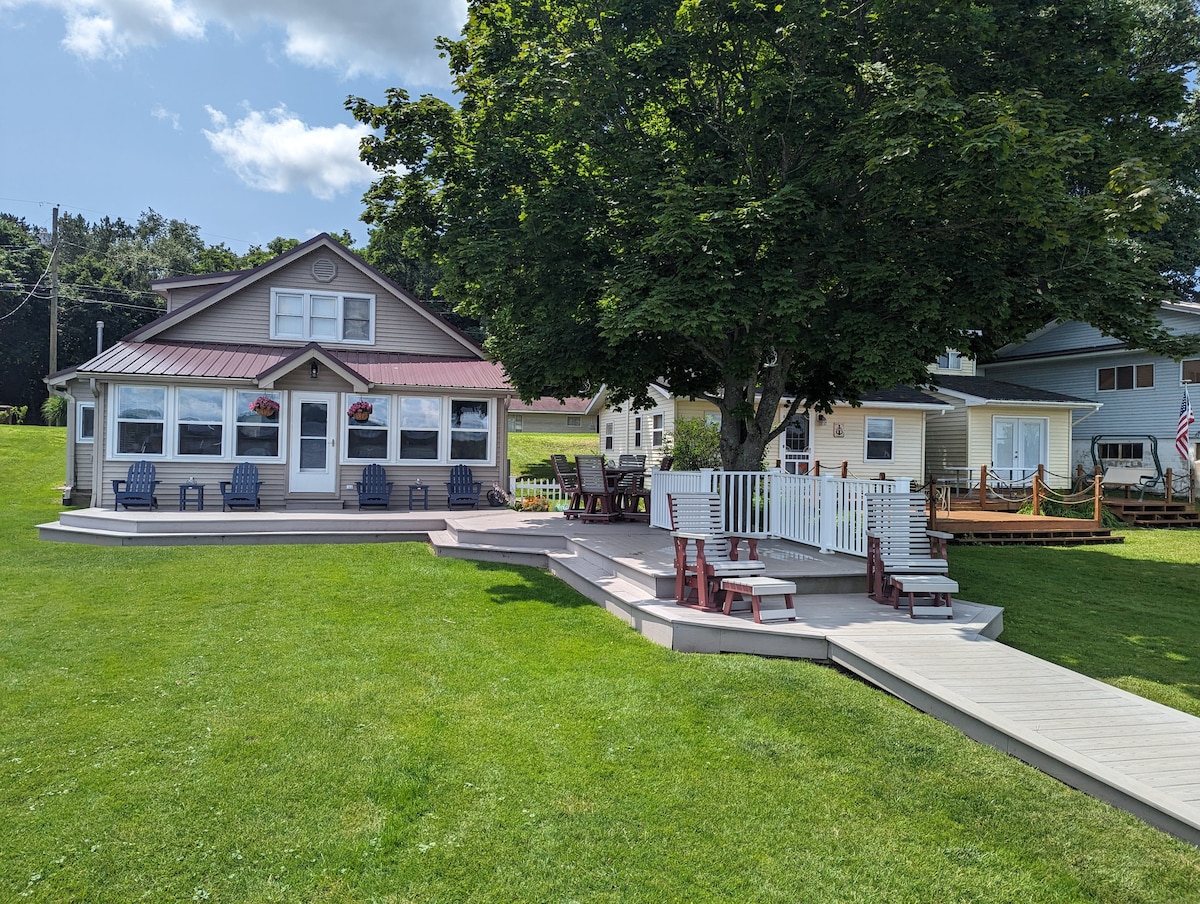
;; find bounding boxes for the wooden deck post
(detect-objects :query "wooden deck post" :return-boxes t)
[840,461,848,479]
[978,465,988,510]
[813,460,821,476]
[1165,468,1174,503]
[1032,469,1042,516]
[1093,474,1103,527]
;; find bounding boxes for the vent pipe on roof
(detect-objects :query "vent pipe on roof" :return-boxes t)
[96,321,104,356]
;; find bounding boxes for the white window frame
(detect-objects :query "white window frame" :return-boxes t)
[391,395,496,465]
[344,395,390,462]
[76,402,95,443]
[270,288,376,344]
[566,415,581,428]
[1182,358,1200,385]
[936,349,962,370]
[176,387,227,458]
[112,385,167,458]
[233,390,284,461]
[634,416,642,448]
[604,422,614,451]
[652,414,664,447]
[1097,363,1154,392]
[864,416,895,463]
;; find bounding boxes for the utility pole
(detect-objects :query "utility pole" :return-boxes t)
[49,205,59,375]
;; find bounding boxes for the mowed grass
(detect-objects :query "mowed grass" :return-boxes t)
[2,427,1199,902]
[506,431,598,479]
[952,532,1200,718]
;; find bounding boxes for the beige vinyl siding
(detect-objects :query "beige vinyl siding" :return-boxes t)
[508,412,599,433]
[925,401,969,480]
[165,285,222,311]
[164,251,471,356]
[810,406,926,480]
[966,405,1075,488]
[603,395,673,463]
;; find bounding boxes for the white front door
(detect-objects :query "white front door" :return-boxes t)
[781,415,812,474]
[993,416,1048,484]
[289,392,338,494]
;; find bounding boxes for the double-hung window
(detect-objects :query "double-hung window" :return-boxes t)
[346,396,389,460]
[235,390,282,458]
[865,417,895,462]
[450,400,489,461]
[652,414,664,447]
[399,397,440,460]
[634,417,642,448]
[177,388,225,456]
[115,386,166,455]
[1182,359,1200,384]
[271,289,375,343]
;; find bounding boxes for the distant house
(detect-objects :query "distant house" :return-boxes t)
[47,234,513,509]
[597,383,949,481]
[507,395,601,434]
[979,303,1200,479]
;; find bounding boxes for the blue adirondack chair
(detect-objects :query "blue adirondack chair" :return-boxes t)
[112,460,160,510]
[355,463,394,510]
[445,465,482,509]
[220,462,262,511]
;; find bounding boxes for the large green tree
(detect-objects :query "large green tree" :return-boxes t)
[350,0,1200,468]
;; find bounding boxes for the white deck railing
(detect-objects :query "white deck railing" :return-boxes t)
[651,469,910,557]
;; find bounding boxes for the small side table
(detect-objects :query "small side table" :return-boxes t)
[178,482,205,511]
[407,484,429,511]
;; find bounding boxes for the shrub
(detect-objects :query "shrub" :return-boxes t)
[41,395,67,427]
[664,416,722,470]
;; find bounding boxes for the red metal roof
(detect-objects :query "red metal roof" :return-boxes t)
[509,396,594,414]
[73,341,513,391]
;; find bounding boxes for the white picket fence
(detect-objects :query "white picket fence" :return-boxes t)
[509,477,570,509]
[651,469,910,557]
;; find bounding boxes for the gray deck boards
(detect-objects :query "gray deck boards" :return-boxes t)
[39,506,1200,845]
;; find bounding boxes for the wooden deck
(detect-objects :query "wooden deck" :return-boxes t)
[38,506,1200,844]
[931,508,1121,545]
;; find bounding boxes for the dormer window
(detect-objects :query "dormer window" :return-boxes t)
[270,288,375,343]
[936,349,962,370]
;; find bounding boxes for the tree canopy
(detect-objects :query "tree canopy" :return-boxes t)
[349,0,1200,468]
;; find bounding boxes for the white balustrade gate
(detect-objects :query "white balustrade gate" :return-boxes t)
[651,469,910,557]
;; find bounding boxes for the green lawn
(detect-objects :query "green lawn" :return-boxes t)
[506,431,598,479]
[2,426,1198,902]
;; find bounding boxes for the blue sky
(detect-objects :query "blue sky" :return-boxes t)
[0,0,467,253]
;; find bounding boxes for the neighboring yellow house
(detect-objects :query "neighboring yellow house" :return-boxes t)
[923,352,1101,490]
[596,383,950,482]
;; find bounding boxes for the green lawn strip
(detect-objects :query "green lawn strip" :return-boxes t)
[2,426,1199,900]
[951,533,1200,718]
[506,431,599,479]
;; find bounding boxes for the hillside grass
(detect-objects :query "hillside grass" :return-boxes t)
[1,425,1198,901]
[506,431,598,478]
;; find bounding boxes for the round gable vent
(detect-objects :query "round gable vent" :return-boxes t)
[312,257,338,282]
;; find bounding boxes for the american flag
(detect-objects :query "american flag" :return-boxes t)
[1179,388,1195,461]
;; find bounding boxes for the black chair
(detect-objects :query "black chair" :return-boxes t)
[356,463,394,510]
[445,465,482,508]
[113,460,160,510]
[575,455,620,522]
[220,462,262,511]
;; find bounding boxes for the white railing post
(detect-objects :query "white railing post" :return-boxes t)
[818,474,837,553]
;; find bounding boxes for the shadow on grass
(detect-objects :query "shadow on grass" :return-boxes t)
[469,559,594,609]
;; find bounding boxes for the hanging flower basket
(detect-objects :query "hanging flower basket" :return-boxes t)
[250,395,279,419]
[347,400,373,422]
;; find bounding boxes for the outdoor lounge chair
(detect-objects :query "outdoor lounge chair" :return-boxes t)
[220,462,263,511]
[667,492,766,611]
[864,492,952,607]
[112,460,160,510]
[355,463,394,510]
[445,465,482,508]
[551,454,585,519]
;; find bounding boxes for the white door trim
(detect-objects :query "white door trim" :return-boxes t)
[288,392,339,494]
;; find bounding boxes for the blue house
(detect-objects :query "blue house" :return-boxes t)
[980,302,1200,481]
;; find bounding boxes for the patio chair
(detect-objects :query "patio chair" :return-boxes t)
[864,492,952,607]
[355,463,394,510]
[112,460,160,511]
[551,454,585,519]
[615,454,650,521]
[220,462,263,511]
[667,492,766,611]
[618,454,647,468]
[446,465,482,508]
[576,455,621,522]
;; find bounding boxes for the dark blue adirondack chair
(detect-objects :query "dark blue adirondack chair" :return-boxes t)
[112,460,160,510]
[355,463,394,510]
[220,462,262,511]
[445,465,482,509]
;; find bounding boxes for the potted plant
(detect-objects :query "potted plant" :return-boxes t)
[347,400,373,422]
[250,395,279,419]
[487,483,510,507]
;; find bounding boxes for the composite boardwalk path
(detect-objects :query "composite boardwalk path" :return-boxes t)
[39,506,1200,844]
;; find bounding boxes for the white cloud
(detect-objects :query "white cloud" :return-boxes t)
[5,0,467,83]
[203,104,376,200]
[151,103,181,130]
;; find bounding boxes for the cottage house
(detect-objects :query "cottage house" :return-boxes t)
[922,352,1101,490]
[597,383,950,481]
[507,395,601,434]
[47,234,513,509]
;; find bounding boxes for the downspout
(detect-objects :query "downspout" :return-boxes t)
[62,387,75,505]
[90,378,104,509]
